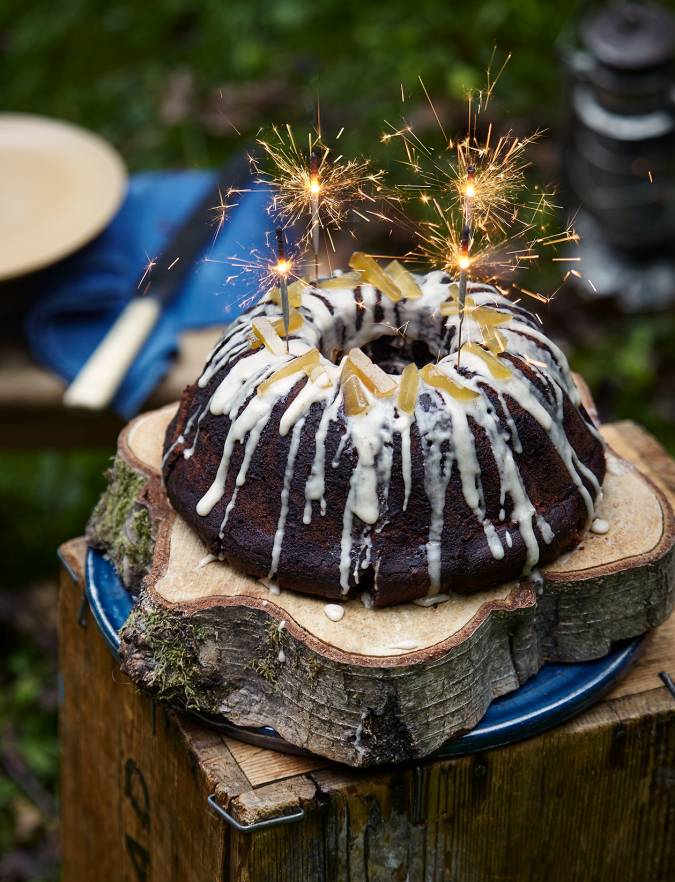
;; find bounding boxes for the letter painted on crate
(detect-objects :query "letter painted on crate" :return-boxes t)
[125,757,151,831]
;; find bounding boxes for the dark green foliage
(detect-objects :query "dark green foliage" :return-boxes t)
[570,313,675,454]
[0,450,109,588]
[0,0,579,170]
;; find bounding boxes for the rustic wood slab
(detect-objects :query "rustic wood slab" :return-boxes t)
[87,402,675,767]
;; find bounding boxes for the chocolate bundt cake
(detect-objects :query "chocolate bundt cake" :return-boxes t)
[163,256,605,607]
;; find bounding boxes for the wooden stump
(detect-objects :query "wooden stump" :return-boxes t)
[88,405,675,766]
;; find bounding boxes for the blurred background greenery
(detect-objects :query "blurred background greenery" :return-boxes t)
[0,1,673,878]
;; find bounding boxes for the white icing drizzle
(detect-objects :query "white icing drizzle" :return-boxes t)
[591,518,609,535]
[259,577,281,595]
[196,553,217,570]
[413,593,450,607]
[304,393,341,523]
[394,413,413,510]
[324,603,345,622]
[416,402,454,592]
[530,568,545,595]
[268,416,306,580]
[172,267,604,598]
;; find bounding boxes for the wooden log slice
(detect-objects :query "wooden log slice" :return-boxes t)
[87,404,675,767]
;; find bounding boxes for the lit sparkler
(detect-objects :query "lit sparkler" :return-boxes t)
[251,124,386,277]
[384,60,581,363]
[201,227,303,317]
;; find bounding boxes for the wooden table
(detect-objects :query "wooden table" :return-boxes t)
[58,421,675,882]
[0,331,222,448]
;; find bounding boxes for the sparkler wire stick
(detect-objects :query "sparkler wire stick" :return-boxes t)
[275,227,291,353]
[309,151,321,280]
[456,164,475,366]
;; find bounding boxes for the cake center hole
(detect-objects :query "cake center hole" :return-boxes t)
[362,336,436,374]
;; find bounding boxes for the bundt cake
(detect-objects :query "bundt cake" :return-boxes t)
[162,255,605,607]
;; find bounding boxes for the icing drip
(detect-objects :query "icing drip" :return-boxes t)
[268,417,306,580]
[395,413,413,510]
[196,553,218,570]
[416,402,454,592]
[304,393,341,523]
[324,603,345,622]
[413,593,450,607]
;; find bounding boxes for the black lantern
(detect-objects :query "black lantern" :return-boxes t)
[561,1,675,310]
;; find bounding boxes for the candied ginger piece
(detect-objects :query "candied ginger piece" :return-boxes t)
[420,364,479,400]
[472,306,511,328]
[251,317,286,356]
[439,295,476,317]
[267,278,307,308]
[483,328,507,354]
[308,365,333,388]
[384,260,422,299]
[348,347,397,397]
[348,252,402,302]
[257,349,320,395]
[397,363,419,414]
[462,341,512,379]
[319,271,363,290]
[272,309,304,336]
[342,374,370,416]
[440,295,478,317]
[250,310,304,349]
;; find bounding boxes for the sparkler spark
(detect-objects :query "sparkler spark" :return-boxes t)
[138,255,157,291]
[210,187,242,243]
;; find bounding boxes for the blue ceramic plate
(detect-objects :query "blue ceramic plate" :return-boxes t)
[85,547,643,759]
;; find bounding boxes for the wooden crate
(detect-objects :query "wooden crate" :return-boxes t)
[59,421,675,882]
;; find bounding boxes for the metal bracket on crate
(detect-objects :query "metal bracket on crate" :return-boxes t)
[207,794,305,833]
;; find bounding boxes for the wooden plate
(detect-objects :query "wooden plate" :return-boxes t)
[0,114,126,281]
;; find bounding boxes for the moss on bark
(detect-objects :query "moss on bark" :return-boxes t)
[120,604,211,709]
[87,456,154,588]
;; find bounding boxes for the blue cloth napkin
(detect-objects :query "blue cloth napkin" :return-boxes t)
[25,170,272,418]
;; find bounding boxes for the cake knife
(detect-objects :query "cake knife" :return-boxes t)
[63,153,251,411]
